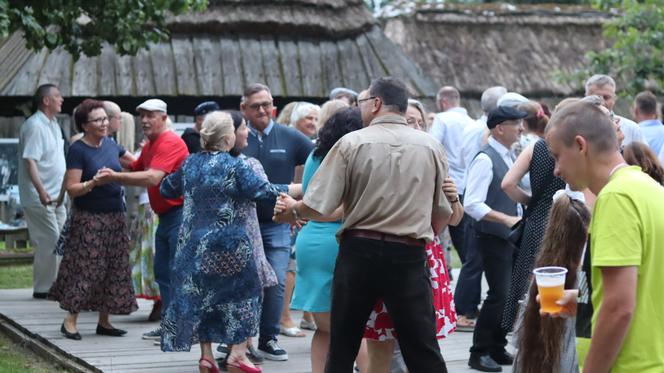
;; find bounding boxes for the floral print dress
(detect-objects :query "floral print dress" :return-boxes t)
[159,152,286,351]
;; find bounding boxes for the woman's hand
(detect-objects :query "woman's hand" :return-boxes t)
[273,193,300,226]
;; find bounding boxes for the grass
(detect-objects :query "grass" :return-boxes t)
[0,264,33,289]
[0,331,70,373]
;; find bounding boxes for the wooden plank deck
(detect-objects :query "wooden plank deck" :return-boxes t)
[0,270,513,373]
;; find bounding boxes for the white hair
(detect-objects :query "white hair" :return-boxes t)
[480,86,507,114]
[585,74,616,94]
[290,102,320,126]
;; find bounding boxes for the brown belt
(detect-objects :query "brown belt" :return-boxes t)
[344,229,425,247]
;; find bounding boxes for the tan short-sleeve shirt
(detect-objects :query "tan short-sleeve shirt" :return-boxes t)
[303,114,453,242]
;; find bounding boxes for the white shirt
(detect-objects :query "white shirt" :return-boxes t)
[18,110,66,207]
[616,115,646,146]
[429,107,475,191]
[464,137,518,221]
[461,117,488,178]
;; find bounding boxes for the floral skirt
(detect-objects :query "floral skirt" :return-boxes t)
[129,203,160,299]
[49,208,138,314]
[363,239,457,340]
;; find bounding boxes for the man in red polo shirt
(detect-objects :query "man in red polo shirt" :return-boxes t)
[97,99,188,343]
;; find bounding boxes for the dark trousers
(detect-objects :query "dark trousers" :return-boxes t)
[452,217,483,317]
[325,236,447,373]
[470,233,514,355]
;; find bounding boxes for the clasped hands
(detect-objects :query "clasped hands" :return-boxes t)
[93,167,116,186]
[273,193,307,228]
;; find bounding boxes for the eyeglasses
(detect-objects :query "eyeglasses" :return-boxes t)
[248,101,273,111]
[357,96,377,104]
[87,116,109,125]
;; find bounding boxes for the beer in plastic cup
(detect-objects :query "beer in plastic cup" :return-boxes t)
[533,266,568,313]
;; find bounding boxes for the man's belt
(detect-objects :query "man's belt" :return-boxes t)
[344,229,425,247]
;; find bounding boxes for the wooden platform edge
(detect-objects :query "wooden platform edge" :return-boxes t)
[0,311,101,373]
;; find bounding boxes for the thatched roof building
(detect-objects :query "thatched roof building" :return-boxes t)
[380,3,610,112]
[0,0,436,123]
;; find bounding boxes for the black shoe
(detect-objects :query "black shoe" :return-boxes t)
[60,323,81,340]
[96,324,127,336]
[468,353,502,372]
[33,292,49,299]
[257,339,288,361]
[490,350,514,365]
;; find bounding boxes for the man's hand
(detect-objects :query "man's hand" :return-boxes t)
[539,289,578,319]
[273,193,300,226]
[38,190,52,206]
[504,215,522,228]
[94,168,116,186]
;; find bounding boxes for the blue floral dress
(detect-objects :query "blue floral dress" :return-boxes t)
[159,151,285,351]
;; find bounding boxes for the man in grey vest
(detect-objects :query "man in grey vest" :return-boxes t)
[464,106,526,372]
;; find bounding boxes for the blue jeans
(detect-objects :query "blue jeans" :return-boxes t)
[258,223,291,344]
[154,206,182,317]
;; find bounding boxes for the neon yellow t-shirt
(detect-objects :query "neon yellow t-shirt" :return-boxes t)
[585,166,664,372]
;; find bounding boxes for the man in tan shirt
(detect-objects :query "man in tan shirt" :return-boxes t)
[274,77,452,373]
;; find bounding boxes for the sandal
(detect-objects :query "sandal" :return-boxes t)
[279,326,306,337]
[456,315,476,332]
[300,319,317,331]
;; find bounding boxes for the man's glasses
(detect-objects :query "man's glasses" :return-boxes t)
[357,96,377,104]
[248,101,273,111]
[87,116,109,125]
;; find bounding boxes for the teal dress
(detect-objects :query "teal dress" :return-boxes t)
[291,152,341,312]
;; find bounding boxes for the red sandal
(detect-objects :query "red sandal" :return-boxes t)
[198,356,220,373]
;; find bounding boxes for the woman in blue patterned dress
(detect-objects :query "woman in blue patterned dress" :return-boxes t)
[159,111,294,373]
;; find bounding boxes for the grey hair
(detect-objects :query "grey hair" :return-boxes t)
[200,111,235,152]
[241,83,271,103]
[585,74,616,94]
[103,100,121,117]
[436,86,460,106]
[480,86,507,114]
[290,102,321,126]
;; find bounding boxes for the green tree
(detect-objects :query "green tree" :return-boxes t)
[566,0,664,95]
[0,0,207,59]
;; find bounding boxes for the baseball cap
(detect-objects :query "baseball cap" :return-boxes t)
[194,101,220,117]
[136,99,167,113]
[487,106,528,129]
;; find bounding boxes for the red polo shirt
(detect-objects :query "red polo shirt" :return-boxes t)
[131,130,188,215]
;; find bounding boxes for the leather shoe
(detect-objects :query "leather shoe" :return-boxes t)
[60,323,81,340]
[490,350,514,365]
[96,324,127,336]
[33,292,49,299]
[468,353,502,372]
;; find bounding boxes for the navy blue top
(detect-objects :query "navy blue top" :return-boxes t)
[242,121,314,222]
[67,137,126,213]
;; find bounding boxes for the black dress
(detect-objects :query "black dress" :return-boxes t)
[501,139,566,331]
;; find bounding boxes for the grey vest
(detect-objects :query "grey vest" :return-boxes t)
[474,144,518,239]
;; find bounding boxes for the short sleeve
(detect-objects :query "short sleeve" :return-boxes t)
[303,139,347,215]
[116,141,126,158]
[131,148,145,172]
[293,130,315,166]
[590,192,643,267]
[150,136,189,174]
[21,123,44,161]
[65,143,85,170]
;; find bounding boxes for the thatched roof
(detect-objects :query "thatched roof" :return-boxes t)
[0,0,437,115]
[381,3,610,98]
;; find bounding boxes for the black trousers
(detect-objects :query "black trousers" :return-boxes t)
[325,236,448,373]
[470,233,514,355]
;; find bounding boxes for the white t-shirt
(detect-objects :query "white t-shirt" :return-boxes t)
[18,111,66,207]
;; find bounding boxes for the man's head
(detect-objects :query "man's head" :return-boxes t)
[329,87,358,106]
[436,86,460,112]
[194,101,220,131]
[103,101,122,135]
[358,77,408,126]
[585,74,617,111]
[136,99,168,142]
[480,86,507,115]
[240,83,273,131]
[33,84,63,116]
[487,106,527,148]
[632,91,658,122]
[545,101,619,190]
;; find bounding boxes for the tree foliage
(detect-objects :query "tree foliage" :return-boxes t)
[0,0,207,59]
[565,0,664,95]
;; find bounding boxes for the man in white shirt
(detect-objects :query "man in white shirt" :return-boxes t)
[585,74,645,147]
[465,106,526,372]
[632,91,664,155]
[18,84,67,298]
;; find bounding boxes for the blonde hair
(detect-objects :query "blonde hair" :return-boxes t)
[317,99,349,131]
[118,112,136,152]
[277,101,300,125]
[200,111,235,152]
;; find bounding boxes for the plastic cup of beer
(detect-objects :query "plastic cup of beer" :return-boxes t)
[533,266,568,313]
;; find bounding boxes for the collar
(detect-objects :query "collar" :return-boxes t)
[249,120,275,138]
[35,110,55,124]
[638,119,662,128]
[488,136,512,158]
[445,107,469,116]
[369,114,408,127]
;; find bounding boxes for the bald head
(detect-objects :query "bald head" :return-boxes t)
[436,86,460,111]
[546,100,618,154]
